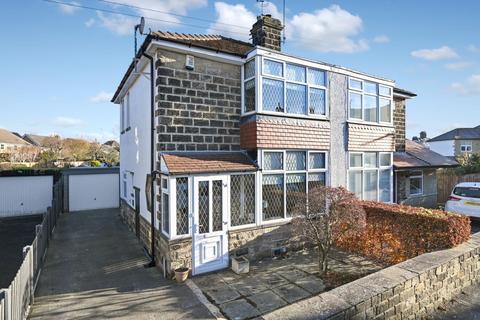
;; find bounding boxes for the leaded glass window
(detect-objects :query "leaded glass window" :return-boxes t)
[244,79,255,113]
[286,151,306,171]
[286,173,306,216]
[309,153,326,170]
[309,88,326,115]
[308,172,326,193]
[162,193,169,234]
[176,177,189,235]
[231,174,255,226]
[264,59,283,77]
[245,59,255,79]
[198,181,209,234]
[308,69,326,86]
[263,78,284,112]
[264,152,283,170]
[262,174,284,221]
[286,64,306,82]
[212,180,223,232]
[286,83,307,114]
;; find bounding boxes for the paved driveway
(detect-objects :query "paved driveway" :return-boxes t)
[29,208,213,320]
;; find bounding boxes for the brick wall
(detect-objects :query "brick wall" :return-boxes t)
[394,98,406,152]
[240,115,331,150]
[155,49,242,152]
[265,232,480,320]
[347,123,395,152]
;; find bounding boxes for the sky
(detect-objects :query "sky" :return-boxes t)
[1,0,479,142]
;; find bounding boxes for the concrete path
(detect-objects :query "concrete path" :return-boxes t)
[29,208,213,320]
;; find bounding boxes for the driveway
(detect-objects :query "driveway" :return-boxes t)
[29,208,213,320]
[0,214,43,288]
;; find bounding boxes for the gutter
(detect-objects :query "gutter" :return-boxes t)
[143,51,157,268]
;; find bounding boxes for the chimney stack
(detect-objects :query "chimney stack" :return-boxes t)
[250,14,284,51]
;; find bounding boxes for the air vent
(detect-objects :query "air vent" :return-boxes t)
[185,55,195,70]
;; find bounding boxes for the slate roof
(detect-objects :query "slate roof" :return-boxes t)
[22,134,50,147]
[0,128,30,145]
[394,140,458,169]
[428,125,480,142]
[162,152,257,174]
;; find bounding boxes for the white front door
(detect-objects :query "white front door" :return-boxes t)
[192,176,229,275]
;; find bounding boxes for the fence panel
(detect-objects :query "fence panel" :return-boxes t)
[437,171,480,205]
[0,178,63,320]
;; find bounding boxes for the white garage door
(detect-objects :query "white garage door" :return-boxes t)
[69,174,119,212]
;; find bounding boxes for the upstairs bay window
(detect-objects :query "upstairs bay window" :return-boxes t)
[243,57,327,117]
[262,150,328,221]
[348,152,392,202]
[348,77,393,124]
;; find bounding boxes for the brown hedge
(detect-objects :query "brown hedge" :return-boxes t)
[335,201,471,265]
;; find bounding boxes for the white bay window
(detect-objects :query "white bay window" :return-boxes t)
[348,77,393,124]
[262,150,328,221]
[348,152,392,202]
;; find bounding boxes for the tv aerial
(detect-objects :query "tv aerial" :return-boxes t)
[133,17,147,74]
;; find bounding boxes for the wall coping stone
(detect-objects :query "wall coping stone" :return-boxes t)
[264,232,480,319]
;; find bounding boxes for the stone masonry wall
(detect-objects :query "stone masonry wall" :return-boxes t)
[154,48,242,152]
[394,98,406,152]
[265,232,480,320]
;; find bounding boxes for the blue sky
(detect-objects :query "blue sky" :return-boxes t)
[1,0,479,142]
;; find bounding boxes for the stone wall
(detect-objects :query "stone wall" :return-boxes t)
[265,232,480,320]
[154,48,242,152]
[454,139,480,156]
[394,98,406,152]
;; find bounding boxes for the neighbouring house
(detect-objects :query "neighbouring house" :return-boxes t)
[103,140,120,151]
[0,128,31,153]
[22,133,51,148]
[112,14,417,276]
[394,140,458,208]
[428,125,480,157]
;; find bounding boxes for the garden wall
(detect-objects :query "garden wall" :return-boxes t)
[265,232,480,320]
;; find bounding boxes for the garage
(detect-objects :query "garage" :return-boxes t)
[65,168,119,212]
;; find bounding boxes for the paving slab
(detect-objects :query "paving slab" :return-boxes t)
[203,284,241,304]
[262,272,289,288]
[272,284,310,303]
[294,275,325,294]
[220,299,260,320]
[229,276,270,296]
[247,290,287,314]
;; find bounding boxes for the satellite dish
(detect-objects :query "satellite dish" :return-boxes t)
[139,17,145,35]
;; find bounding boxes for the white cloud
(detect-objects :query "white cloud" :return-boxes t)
[85,18,95,28]
[450,74,480,95]
[411,46,458,61]
[445,61,472,71]
[90,91,113,103]
[208,2,256,41]
[53,117,83,128]
[468,44,480,53]
[373,35,390,44]
[286,5,368,53]
[256,1,282,20]
[58,1,80,14]
[97,0,207,36]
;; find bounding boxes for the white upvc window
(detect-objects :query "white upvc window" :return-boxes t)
[120,92,131,134]
[122,171,128,199]
[261,150,328,223]
[348,152,393,202]
[460,142,472,153]
[242,56,328,118]
[161,176,170,235]
[0,144,4,150]
[409,171,424,196]
[348,77,393,125]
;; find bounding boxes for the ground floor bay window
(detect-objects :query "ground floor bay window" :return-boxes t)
[261,150,328,222]
[348,152,393,202]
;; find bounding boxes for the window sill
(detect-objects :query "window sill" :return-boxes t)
[347,120,394,128]
[246,111,329,122]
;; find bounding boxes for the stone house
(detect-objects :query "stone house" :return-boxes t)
[112,15,418,276]
[0,128,30,153]
[428,125,480,157]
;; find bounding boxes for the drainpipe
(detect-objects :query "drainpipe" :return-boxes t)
[143,52,156,268]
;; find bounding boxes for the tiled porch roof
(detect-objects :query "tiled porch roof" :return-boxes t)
[161,152,257,175]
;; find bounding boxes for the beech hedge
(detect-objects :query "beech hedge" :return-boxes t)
[335,201,471,265]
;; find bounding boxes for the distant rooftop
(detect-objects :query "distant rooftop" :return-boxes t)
[429,125,480,142]
[0,128,30,145]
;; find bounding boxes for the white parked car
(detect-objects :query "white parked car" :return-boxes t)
[445,182,480,218]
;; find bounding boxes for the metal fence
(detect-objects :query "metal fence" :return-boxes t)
[0,179,63,320]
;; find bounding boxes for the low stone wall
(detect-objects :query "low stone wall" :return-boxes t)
[265,232,480,320]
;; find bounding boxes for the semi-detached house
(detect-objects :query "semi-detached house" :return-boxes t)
[112,15,416,277]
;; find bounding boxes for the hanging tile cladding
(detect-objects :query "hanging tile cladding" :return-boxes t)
[240,115,331,150]
[347,122,395,151]
[154,49,242,152]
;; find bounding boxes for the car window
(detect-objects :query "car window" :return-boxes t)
[453,187,480,199]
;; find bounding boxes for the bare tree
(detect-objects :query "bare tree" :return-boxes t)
[291,186,366,275]
[63,138,91,161]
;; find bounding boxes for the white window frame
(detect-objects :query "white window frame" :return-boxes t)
[347,152,393,203]
[161,176,170,236]
[348,77,393,125]
[408,171,424,196]
[260,149,329,225]
[229,172,258,231]
[0,144,4,150]
[242,55,329,119]
[168,176,191,240]
[125,92,131,130]
[460,142,472,153]
[122,171,128,199]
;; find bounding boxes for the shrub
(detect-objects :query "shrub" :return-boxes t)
[335,201,471,264]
